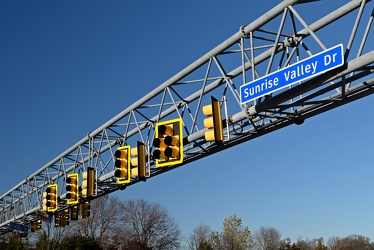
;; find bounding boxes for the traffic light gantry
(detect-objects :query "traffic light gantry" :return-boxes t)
[152,118,183,167]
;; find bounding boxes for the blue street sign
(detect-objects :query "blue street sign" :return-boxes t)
[9,222,29,232]
[240,44,344,104]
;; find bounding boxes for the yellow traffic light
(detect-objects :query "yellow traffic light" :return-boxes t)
[55,212,61,227]
[82,167,95,198]
[203,97,224,143]
[114,145,131,184]
[42,192,47,212]
[152,118,183,167]
[71,205,79,220]
[130,141,147,181]
[81,201,90,220]
[55,210,69,228]
[60,210,69,228]
[31,220,41,232]
[43,184,58,212]
[66,173,79,204]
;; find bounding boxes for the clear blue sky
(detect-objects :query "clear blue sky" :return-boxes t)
[1,0,373,244]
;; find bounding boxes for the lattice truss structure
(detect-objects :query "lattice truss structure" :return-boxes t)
[1,0,373,233]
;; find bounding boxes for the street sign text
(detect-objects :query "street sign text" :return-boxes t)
[240,44,344,104]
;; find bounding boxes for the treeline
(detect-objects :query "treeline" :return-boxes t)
[186,217,374,250]
[0,196,373,250]
[1,197,180,250]
[187,222,374,250]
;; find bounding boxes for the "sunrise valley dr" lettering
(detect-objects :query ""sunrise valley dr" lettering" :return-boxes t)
[240,44,344,104]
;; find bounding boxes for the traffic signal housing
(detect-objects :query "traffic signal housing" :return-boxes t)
[31,220,41,232]
[66,173,79,204]
[81,201,90,220]
[152,118,183,167]
[130,141,147,181]
[55,212,61,227]
[71,205,79,220]
[203,97,224,143]
[82,167,95,198]
[60,210,69,228]
[114,145,131,184]
[43,184,58,212]
[54,210,69,228]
